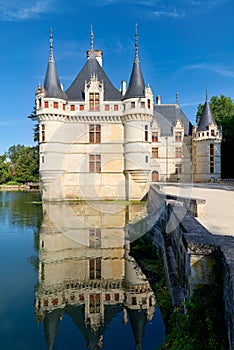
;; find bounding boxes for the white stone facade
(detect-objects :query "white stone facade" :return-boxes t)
[35,32,222,201]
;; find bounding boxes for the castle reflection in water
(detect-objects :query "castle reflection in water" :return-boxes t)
[34,201,162,350]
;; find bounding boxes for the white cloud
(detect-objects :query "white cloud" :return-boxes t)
[183,62,234,78]
[0,0,54,21]
[153,7,182,18]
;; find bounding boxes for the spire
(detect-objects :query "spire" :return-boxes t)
[122,25,145,100]
[90,25,94,51]
[176,91,179,105]
[44,28,67,100]
[197,89,215,131]
[135,23,139,63]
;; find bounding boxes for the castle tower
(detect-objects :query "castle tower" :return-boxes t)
[122,25,154,199]
[192,90,222,182]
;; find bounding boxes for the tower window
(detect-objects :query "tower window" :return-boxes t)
[211,129,215,136]
[41,124,45,142]
[152,132,158,142]
[152,147,158,158]
[80,104,84,111]
[44,101,49,108]
[89,229,101,248]
[145,125,148,141]
[89,93,100,111]
[175,132,182,142]
[38,99,42,108]
[141,101,145,108]
[105,104,110,111]
[89,293,101,313]
[89,154,101,173]
[175,147,182,158]
[70,104,75,111]
[175,163,182,175]
[89,259,101,280]
[114,104,119,111]
[131,101,135,108]
[210,144,214,156]
[63,104,66,110]
[89,124,101,143]
[147,99,151,108]
[53,101,58,108]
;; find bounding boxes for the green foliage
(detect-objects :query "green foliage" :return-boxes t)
[196,94,234,177]
[163,284,228,350]
[0,144,39,184]
[28,105,39,143]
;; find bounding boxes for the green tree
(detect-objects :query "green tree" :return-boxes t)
[196,94,234,178]
[7,144,39,183]
[0,154,12,184]
[28,105,39,143]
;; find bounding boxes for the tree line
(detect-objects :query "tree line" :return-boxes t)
[0,94,233,184]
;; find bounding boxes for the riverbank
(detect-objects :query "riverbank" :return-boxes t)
[0,183,40,191]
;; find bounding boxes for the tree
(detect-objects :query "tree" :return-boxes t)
[7,144,39,183]
[0,154,12,184]
[28,105,39,143]
[196,94,234,178]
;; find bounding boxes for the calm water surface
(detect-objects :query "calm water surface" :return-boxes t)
[0,191,165,350]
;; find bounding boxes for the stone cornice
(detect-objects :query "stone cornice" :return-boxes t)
[37,113,122,123]
[122,113,153,123]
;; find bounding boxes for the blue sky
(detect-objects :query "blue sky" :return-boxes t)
[0,0,234,153]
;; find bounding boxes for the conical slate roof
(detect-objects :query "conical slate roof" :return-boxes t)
[122,26,145,100]
[197,90,215,132]
[65,53,122,101]
[44,29,67,100]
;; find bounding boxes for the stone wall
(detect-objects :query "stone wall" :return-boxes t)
[148,185,234,349]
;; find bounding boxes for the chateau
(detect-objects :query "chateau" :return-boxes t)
[35,28,222,201]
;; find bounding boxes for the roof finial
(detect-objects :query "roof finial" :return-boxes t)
[49,28,54,63]
[176,91,179,104]
[90,25,94,51]
[135,23,139,63]
[206,87,209,102]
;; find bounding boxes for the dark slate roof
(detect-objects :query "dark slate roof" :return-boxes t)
[44,37,67,100]
[122,60,145,100]
[197,99,215,132]
[65,54,122,101]
[154,104,193,136]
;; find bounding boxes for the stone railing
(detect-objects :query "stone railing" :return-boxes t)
[148,185,234,349]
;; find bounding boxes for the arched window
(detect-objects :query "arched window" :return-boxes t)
[152,170,159,182]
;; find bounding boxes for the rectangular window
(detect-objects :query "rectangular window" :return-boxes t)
[145,156,148,163]
[89,93,100,111]
[80,104,84,111]
[89,294,101,313]
[210,162,214,174]
[145,125,148,141]
[141,101,145,108]
[175,132,182,142]
[53,101,58,108]
[175,163,182,175]
[147,99,151,109]
[210,143,214,156]
[38,99,42,108]
[41,156,44,163]
[41,124,45,142]
[70,104,75,111]
[89,259,101,280]
[63,104,66,110]
[152,132,158,142]
[89,229,101,248]
[105,104,110,111]
[44,101,49,108]
[89,154,101,173]
[89,124,101,143]
[114,104,118,111]
[211,129,215,136]
[152,147,158,158]
[175,147,182,158]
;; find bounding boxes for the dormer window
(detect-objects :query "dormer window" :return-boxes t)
[89,93,100,111]
[175,132,182,142]
[131,101,135,108]
[211,129,215,136]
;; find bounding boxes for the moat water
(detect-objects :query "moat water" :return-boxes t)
[0,191,165,350]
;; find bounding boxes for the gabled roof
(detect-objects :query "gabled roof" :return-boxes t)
[122,26,145,101]
[65,54,122,101]
[197,90,215,131]
[44,30,67,100]
[154,104,193,136]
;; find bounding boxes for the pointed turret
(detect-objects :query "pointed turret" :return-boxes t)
[44,29,67,100]
[122,24,145,100]
[197,89,215,131]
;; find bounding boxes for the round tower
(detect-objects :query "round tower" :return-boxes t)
[192,89,222,182]
[122,25,154,200]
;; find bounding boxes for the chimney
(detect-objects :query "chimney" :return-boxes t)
[121,80,126,96]
[87,49,103,66]
[156,95,161,105]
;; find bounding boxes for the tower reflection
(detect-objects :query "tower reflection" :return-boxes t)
[35,202,157,350]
